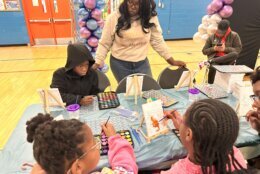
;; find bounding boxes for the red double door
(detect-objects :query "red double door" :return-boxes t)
[22,0,75,45]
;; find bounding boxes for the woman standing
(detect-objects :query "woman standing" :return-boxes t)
[93,0,186,82]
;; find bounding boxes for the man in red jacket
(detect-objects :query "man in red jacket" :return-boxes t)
[202,20,242,84]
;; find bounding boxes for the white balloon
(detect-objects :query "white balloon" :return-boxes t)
[210,14,222,24]
[207,24,218,35]
[202,15,210,25]
[198,24,208,34]
[193,32,203,43]
[201,34,209,42]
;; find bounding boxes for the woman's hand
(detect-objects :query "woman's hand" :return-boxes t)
[167,57,186,67]
[92,63,100,70]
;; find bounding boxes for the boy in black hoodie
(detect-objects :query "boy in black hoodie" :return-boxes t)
[50,43,99,106]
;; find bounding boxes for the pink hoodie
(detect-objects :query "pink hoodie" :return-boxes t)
[161,147,247,174]
[105,134,138,174]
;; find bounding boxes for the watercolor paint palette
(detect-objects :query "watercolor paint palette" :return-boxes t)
[195,84,228,99]
[97,92,120,110]
[95,130,134,156]
[142,90,178,108]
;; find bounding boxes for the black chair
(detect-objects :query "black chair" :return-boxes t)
[157,66,189,89]
[116,73,161,93]
[96,70,111,92]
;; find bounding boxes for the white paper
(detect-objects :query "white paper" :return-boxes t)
[142,100,168,137]
[176,70,197,88]
[32,0,39,6]
[37,88,64,106]
[126,76,143,96]
[214,71,244,93]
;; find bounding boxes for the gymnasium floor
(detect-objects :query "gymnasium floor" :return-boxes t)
[0,40,258,149]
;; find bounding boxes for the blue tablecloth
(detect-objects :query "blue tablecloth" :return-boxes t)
[1,88,259,174]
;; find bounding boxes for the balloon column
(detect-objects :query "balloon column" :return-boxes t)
[193,0,234,43]
[75,0,109,73]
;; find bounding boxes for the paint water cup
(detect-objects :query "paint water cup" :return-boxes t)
[188,88,200,102]
[67,104,80,119]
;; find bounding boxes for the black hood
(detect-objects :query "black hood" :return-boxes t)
[65,43,95,71]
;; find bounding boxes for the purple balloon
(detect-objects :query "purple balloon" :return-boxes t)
[84,0,96,10]
[223,0,234,4]
[219,5,233,18]
[207,4,215,15]
[88,37,99,47]
[78,19,86,27]
[80,27,91,39]
[91,8,102,21]
[211,0,223,12]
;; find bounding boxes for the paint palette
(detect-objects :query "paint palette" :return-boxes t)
[142,90,178,108]
[97,92,120,110]
[213,65,253,73]
[195,84,228,99]
[95,130,134,156]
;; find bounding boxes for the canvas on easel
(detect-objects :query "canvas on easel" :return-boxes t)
[175,70,197,90]
[125,75,143,104]
[37,88,65,114]
[138,100,169,143]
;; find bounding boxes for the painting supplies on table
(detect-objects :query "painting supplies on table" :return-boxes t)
[142,90,178,108]
[111,107,138,121]
[95,130,134,156]
[138,100,169,143]
[130,127,142,145]
[195,84,228,99]
[97,92,120,110]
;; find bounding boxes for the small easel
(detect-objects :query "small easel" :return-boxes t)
[125,75,142,104]
[203,66,210,84]
[137,100,169,143]
[175,70,197,90]
[137,116,169,143]
[38,88,66,114]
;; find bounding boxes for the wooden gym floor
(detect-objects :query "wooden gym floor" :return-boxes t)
[0,40,259,149]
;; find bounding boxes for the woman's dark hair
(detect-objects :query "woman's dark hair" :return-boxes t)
[184,99,246,174]
[250,66,260,85]
[116,0,157,37]
[26,113,86,174]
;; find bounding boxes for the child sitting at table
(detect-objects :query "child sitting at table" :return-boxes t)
[50,43,99,106]
[26,113,138,174]
[162,99,247,174]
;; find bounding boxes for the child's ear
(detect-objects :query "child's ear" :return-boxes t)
[185,128,193,142]
[75,162,84,174]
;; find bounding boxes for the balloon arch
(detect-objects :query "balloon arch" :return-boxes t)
[193,0,234,43]
[76,0,109,73]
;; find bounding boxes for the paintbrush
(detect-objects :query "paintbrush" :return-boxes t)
[101,115,111,134]
[159,109,177,122]
[105,115,111,126]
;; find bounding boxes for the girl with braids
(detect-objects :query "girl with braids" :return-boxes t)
[162,99,247,174]
[93,0,186,83]
[26,113,138,174]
